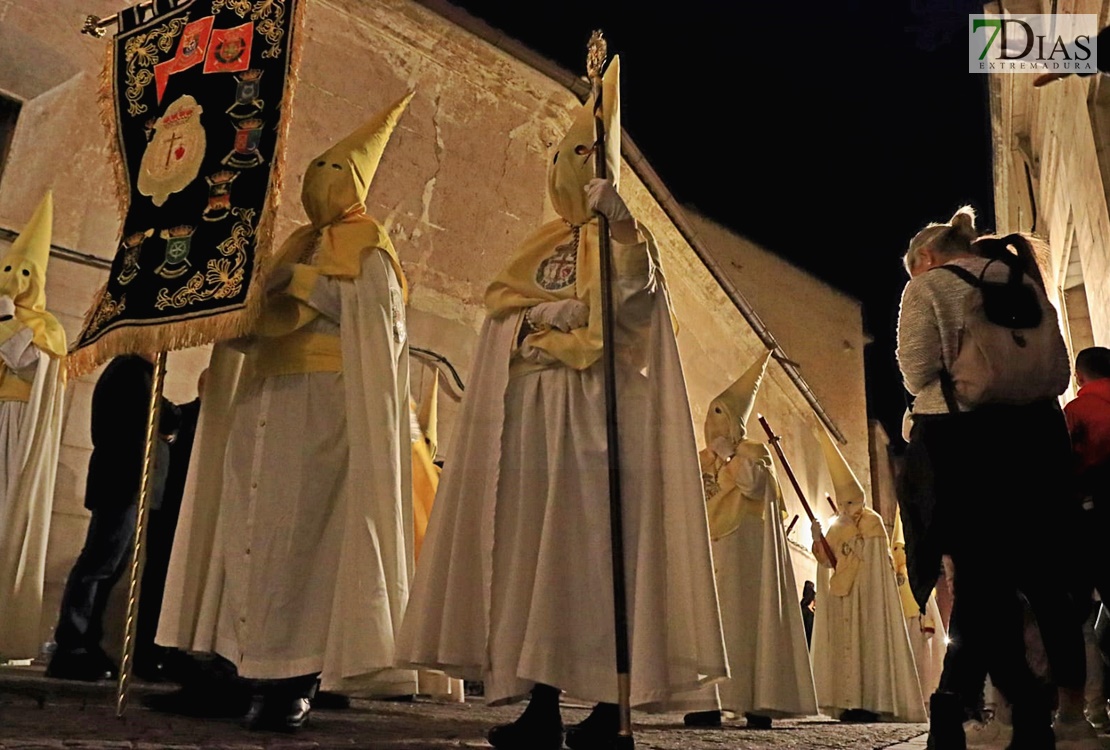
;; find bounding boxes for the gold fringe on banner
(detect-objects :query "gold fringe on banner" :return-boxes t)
[69,0,308,379]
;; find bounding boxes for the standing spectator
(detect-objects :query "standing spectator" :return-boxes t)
[1065,346,1110,551]
[897,207,1090,749]
[800,581,816,648]
[1064,347,1110,730]
[46,354,179,681]
[135,368,206,681]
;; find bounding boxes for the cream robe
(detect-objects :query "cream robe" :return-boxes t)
[396,239,728,708]
[158,251,415,693]
[666,442,818,716]
[0,330,64,660]
[903,594,946,702]
[811,531,927,722]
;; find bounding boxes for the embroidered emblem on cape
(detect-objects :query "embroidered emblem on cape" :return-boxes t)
[535,236,578,291]
[227,69,264,118]
[204,22,254,74]
[203,170,238,221]
[118,229,154,285]
[138,95,207,207]
[223,118,265,168]
[157,225,196,279]
[390,284,406,345]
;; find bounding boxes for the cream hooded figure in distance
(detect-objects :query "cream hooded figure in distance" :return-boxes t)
[668,349,818,727]
[810,424,926,722]
[395,57,727,749]
[158,93,420,706]
[891,506,947,701]
[0,192,66,660]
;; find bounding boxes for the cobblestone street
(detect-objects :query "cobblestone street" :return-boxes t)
[0,667,929,750]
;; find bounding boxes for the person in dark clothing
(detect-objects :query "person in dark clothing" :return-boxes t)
[46,354,180,681]
[135,368,206,682]
[800,580,816,648]
[897,213,1090,749]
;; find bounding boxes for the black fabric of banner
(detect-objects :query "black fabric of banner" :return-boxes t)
[74,0,300,358]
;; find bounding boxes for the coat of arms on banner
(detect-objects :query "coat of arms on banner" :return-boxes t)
[71,0,305,375]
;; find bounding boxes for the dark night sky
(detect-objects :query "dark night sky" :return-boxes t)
[449,0,996,446]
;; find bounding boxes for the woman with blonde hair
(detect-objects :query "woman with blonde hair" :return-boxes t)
[896,207,1092,749]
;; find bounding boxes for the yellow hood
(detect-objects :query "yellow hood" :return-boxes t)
[546,56,620,227]
[816,422,867,518]
[704,348,772,449]
[2,192,65,358]
[418,373,438,461]
[301,91,414,229]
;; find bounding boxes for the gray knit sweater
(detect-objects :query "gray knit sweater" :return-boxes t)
[896,256,1070,415]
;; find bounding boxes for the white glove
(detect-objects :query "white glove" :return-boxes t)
[585,178,632,224]
[527,299,590,332]
[811,520,824,539]
[0,296,15,322]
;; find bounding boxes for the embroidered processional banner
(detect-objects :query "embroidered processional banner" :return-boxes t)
[70,0,305,375]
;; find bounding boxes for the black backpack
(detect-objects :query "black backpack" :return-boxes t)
[934,257,1069,412]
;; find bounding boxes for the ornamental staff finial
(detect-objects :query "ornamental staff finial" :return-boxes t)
[587,30,607,80]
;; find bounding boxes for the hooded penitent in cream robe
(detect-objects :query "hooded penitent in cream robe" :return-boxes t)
[665,350,818,719]
[0,192,66,660]
[395,57,728,709]
[157,93,421,694]
[408,376,463,702]
[412,374,440,564]
[810,425,926,722]
[892,507,946,701]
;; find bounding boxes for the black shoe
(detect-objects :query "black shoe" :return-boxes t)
[243,676,318,733]
[283,697,311,731]
[926,691,967,750]
[565,704,620,750]
[92,648,119,680]
[45,650,112,682]
[133,659,168,683]
[745,713,773,729]
[683,710,722,727]
[487,716,564,750]
[243,694,268,730]
[840,708,881,723]
[243,694,312,733]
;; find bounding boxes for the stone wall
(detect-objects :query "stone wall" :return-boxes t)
[0,0,870,651]
[990,0,1110,384]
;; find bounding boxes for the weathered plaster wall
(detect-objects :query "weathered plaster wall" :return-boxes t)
[990,0,1110,378]
[0,0,870,651]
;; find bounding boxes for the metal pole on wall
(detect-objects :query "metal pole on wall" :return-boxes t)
[115,352,167,717]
